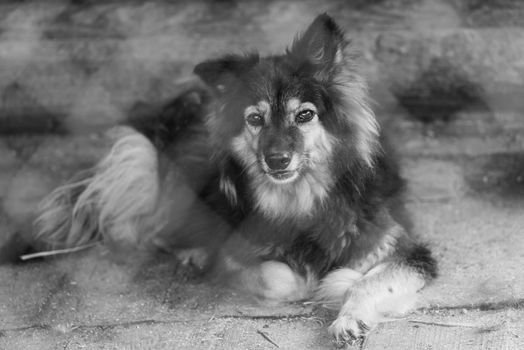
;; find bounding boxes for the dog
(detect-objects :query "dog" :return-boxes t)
[29,14,437,346]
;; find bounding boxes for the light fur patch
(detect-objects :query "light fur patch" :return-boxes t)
[231,130,259,176]
[328,262,427,342]
[33,171,96,248]
[252,174,326,219]
[285,98,302,119]
[238,260,317,302]
[315,268,363,309]
[219,176,238,206]
[332,59,380,168]
[34,128,160,248]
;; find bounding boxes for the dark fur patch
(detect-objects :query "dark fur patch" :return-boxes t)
[403,244,438,280]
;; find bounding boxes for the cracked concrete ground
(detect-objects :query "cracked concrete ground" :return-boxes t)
[1,0,524,349]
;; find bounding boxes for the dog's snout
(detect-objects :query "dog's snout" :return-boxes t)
[265,153,292,171]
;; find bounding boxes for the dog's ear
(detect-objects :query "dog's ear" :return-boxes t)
[194,54,259,95]
[287,14,346,79]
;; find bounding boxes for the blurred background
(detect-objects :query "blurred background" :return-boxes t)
[1,0,524,212]
[1,0,523,215]
[0,1,523,349]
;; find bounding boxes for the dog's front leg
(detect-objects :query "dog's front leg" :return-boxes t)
[327,260,428,345]
[215,234,314,302]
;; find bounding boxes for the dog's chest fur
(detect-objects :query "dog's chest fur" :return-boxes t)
[219,171,368,275]
[250,172,331,222]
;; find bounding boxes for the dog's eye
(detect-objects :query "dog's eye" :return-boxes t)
[246,113,264,127]
[295,109,315,123]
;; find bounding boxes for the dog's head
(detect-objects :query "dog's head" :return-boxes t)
[194,14,379,218]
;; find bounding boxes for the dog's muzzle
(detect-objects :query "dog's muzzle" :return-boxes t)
[263,152,298,182]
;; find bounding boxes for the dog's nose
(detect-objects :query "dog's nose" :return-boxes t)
[265,153,292,171]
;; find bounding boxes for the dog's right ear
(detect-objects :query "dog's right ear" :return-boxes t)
[194,54,259,95]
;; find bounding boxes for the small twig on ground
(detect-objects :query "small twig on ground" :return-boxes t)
[256,329,280,348]
[218,313,314,321]
[20,242,100,261]
[475,323,506,334]
[419,298,524,312]
[1,318,198,334]
[408,320,489,328]
[359,336,369,350]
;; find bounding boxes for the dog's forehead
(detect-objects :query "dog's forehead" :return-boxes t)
[286,98,301,112]
[249,81,303,114]
[243,97,304,117]
[248,61,299,98]
[237,60,323,119]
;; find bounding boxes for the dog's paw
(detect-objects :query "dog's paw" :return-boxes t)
[175,248,209,271]
[257,261,310,302]
[328,315,373,347]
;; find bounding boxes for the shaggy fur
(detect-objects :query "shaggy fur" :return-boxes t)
[29,14,437,345]
[34,128,160,248]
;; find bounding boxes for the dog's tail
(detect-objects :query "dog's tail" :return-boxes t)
[33,127,162,249]
[27,87,218,257]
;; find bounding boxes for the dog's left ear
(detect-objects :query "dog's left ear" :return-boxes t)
[287,14,346,79]
[194,54,259,95]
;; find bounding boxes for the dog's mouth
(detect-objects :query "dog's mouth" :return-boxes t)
[266,170,299,183]
[258,153,303,184]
